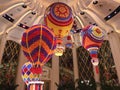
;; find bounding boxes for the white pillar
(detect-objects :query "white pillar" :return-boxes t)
[0,34,7,64]
[72,46,79,83]
[93,66,101,90]
[107,32,120,83]
[16,48,27,90]
[50,55,59,90]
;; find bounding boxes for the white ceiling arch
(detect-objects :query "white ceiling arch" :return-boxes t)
[0,0,119,43]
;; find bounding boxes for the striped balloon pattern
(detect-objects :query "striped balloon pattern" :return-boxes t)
[44,2,74,38]
[27,82,44,90]
[21,62,39,85]
[21,24,57,67]
[81,25,104,61]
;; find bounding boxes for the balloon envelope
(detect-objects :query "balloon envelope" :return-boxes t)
[21,62,39,85]
[81,25,104,65]
[21,25,57,67]
[44,2,74,38]
[81,25,104,50]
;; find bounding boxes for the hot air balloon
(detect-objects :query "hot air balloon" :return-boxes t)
[54,43,65,56]
[21,62,44,90]
[64,35,73,48]
[44,2,74,56]
[81,25,104,66]
[21,24,56,74]
[21,62,39,85]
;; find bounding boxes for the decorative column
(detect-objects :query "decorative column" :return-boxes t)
[107,31,120,83]
[50,55,59,90]
[0,34,7,64]
[72,46,79,86]
[16,48,27,90]
[93,66,101,90]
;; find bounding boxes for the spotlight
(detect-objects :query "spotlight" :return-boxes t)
[2,14,14,23]
[111,31,114,33]
[108,15,111,18]
[104,6,120,21]
[93,23,98,26]
[93,0,98,4]
[80,12,85,15]
[109,9,112,11]
[22,4,27,8]
[81,81,84,83]
[107,32,110,35]
[89,22,92,24]
[31,12,36,15]
[114,11,117,14]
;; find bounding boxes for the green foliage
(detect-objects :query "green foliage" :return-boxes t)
[0,84,19,90]
[100,82,120,90]
[101,85,120,90]
[55,78,120,90]
[75,79,96,90]
[0,62,19,90]
[55,80,75,90]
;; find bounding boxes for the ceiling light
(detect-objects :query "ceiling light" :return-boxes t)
[109,9,112,11]
[114,11,117,14]
[93,0,98,5]
[104,5,120,21]
[80,12,85,15]
[22,4,27,8]
[31,12,36,15]
[93,23,98,26]
[2,14,14,23]
[108,15,111,18]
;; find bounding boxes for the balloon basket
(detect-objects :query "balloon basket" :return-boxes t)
[27,81,44,90]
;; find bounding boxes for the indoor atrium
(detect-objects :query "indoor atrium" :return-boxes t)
[0,0,120,90]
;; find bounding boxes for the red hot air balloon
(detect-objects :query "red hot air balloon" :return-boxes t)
[21,24,56,74]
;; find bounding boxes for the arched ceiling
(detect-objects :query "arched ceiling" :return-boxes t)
[0,0,120,44]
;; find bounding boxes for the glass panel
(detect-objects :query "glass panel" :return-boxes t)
[0,40,20,89]
[98,40,119,88]
[77,46,95,90]
[77,46,94,80]
[43,81,50,90]
[59,48,74,89]
[45,58,52,68]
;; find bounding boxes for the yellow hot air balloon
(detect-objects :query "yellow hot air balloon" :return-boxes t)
[44,2,74,56]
